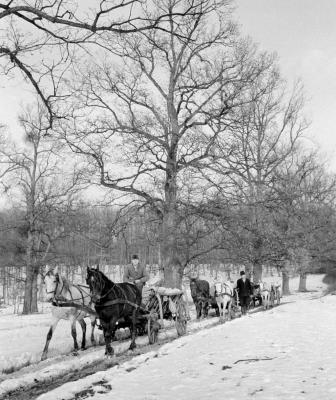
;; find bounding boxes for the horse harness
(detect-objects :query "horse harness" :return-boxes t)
[48,274,95,315]
[215,283,234,298]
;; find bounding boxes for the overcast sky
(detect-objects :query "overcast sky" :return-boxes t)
[1,0,336,167]
[236,0,336,168]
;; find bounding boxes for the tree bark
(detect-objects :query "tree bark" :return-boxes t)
[298,272,307,292]
[23,230,39,314]
[161,209,182,288]
[282,270,290,295]
[252,260,263,283]
[23,264,39,314]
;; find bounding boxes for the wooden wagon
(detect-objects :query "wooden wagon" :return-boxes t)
[144,286,188,344]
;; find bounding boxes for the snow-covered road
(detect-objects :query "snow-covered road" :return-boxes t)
[34,276,336,400]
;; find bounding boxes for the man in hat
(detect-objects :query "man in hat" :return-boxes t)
[123,255,149,293]
[236,270,253,315]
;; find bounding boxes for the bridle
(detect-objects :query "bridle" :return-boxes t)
[215,282,233,297]
[45,273,62,297]
[88,269,116,302]
[45,272,92,305]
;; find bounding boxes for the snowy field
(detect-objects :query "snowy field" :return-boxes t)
[0,274,329,399]
[0,303,102,375]
[34,274,335,400]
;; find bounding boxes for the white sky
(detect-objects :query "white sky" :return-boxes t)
[236,0,336,169]
[1,0,336,167]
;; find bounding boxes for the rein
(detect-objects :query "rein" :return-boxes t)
[52,300,98,316]
[47,275,94,309]
[95,298,145,312]
[89,270,143,312]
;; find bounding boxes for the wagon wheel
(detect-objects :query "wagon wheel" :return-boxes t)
[232,290,241,317]
[248,296,255,310]
[175,299,187,336]
[147,311,159,344]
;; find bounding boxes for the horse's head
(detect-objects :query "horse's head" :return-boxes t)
[259,281,269,291]
[44,269,60,302]
[189,277,198,298]
[214,282,222,295]
[86,266,104,302]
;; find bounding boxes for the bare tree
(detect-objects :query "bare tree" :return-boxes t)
[59,0,274,287]
[271,150,336,293]
[0,0,214,128]
[0,104,82,313]
[207,72,308,282]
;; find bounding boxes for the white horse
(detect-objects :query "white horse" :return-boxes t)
[259,281,271,310]
[41,270,97,361]
[214,281,234,322]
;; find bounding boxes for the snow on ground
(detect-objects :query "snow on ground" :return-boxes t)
[35,274,334,400]
[0,274,327,399]
[0,274,324,378]
[0,303,102,375]
[0,312,226,397]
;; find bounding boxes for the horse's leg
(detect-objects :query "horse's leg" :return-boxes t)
[217,298,222,322]
[129,307,138,351]
[205,301,210,318]
[214,301,220,317]
[90,316,96,345]
[221,298,226,322]
[70,317,79,351]
[201,301,204,318]
[78,318,87,350]
[41,317,59,361]
[104,317,118,356]
[227,298,232,320]
[195,301,201,319]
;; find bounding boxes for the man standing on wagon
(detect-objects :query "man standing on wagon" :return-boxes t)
[236,270,253,315]
[123,254,149,295]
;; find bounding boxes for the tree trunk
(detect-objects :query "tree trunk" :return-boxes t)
[23,231,39,314]
[2,267,7,304]
[23,264,38,314]
[282,271,290,295]
[161,206,182,288]
[298,272,307,292]
[253,261,263,283]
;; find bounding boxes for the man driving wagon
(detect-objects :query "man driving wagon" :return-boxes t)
[123,254,149,292]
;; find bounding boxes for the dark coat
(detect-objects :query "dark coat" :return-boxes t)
[123,263,149,291]
[236,278,253,297]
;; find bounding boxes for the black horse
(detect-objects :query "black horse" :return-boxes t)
[189,278,218,318]
[86,266,142,356]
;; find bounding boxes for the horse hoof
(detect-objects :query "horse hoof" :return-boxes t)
[129,343,136,351]
[41,354,47,361]
[72,351,79,356]
[105,347,114,356]
[81,347,86,351]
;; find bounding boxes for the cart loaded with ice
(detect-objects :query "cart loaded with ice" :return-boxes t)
[139,285,189,343]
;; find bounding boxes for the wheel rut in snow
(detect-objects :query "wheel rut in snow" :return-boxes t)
[1,303,277,400]
[0,340,170,400]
